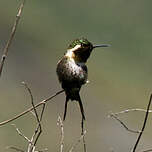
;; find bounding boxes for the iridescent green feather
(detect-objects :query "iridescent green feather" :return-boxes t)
[68,38,92,49]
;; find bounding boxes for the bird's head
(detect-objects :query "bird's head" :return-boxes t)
[65,38,109,63]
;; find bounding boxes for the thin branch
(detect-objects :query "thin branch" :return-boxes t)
[35,148,48,152]
[81,118,87,152]
[33,103,45,147]
[39,103,46,122]
[11,83,48,152]
[22,82,39,121]
[69,130,87,152]
[22,82,38,152]
[7,146,25,152]
[12,124,33,145]
[0,89,64,126]
[109,113,141,133]
[57,116,64,152]
[22,82,47,152]
[22,82,42,146]
[141,149,152,152]
[112,109,152,116]
[0,0,26,77]
[132,94,152,152]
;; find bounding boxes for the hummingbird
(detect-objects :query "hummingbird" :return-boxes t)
[56,38,109,121]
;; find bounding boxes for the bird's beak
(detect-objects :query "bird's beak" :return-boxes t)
[93,44,110,49]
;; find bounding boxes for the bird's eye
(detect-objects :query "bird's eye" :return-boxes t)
[81,43,87,47]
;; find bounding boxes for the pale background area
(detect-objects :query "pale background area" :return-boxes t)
[0,0,152,151]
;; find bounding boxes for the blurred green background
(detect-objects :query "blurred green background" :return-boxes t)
[1,0,152,151]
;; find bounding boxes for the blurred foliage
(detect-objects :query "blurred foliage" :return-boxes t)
[0,0,152,151]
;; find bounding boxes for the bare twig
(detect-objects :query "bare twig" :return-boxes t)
[141,149,152,152]
[22,82,38,152]
[22,82,42,146]
[31,103,46,149]
[11,82,47,152]
[27,144,35,152]
[69,130,87,152]
[39,103,46,122]
[22,82,47,152]
[81,118,87,152]
[57,116,64,152]
[12,124,32,144]
[0,0,26,77]
[35,148,48,152]
[132,94,152,152]
[0,89,64,126]
[22,82,34,115]
[7,146,25,152]
[112,109,152,116]
[108,113,141,133]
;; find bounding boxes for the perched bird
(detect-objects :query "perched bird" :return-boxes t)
[56,38,109,121]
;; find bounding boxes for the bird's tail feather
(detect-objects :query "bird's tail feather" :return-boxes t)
[77,94,86,120]
[63,92,85,121]
[63,96,69,121]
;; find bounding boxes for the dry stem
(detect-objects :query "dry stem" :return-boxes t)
[0,0,26,77]
[0,89,64,126]
[57,116,64,152]
[132,94,152,152]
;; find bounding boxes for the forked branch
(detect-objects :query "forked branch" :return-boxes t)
[0,89,64,126]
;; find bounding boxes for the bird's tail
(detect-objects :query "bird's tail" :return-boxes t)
[63,92,86,121]
[63,95,69,121]
[77,93,86,120]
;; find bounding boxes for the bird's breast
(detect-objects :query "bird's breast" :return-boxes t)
[56,57,88,87]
